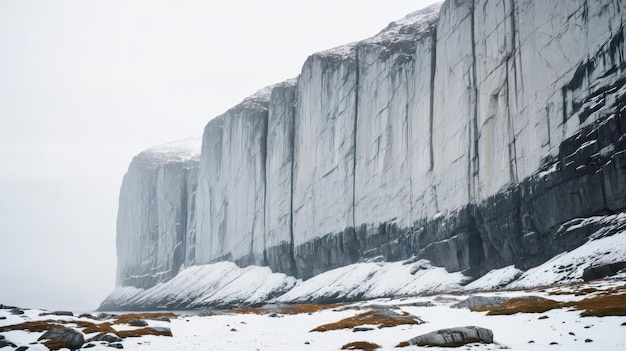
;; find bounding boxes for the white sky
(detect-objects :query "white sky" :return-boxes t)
[0,0,439,311]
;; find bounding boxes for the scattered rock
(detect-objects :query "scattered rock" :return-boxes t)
[268,313,278,318]
[304,341,310,345]
[398,326,493,347]
[621,322,626,326]
[96,313,116,321]
[550,342,559,345]
[10,309,24,315]
[582,262,626,281]
[79,314,96,320]
[83,344,95,349]
[406,301,435,307]
[0,340,17,348]
[353,327,375,332]
[0,305,17,310]
[15,347,29,351]
[38,327,85,350]
[528,340,535,344]
[585,325,593,328]
[91,333,122,343]
[230,328,237,332]
[585,339,593,343]
[108,343,124,349]
[127,320,148,327]
[39,311,73,317]
[538,315,549,320]
[149,316,170,322]
[0,317,5,320]
[341,341,381,351]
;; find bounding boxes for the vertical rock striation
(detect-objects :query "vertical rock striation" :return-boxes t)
[112,0,626,300]
[116,138,200,288]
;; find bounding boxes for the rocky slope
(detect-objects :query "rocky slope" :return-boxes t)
[108,0,626,309]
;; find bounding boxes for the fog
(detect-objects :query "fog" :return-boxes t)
[0,0,438,311]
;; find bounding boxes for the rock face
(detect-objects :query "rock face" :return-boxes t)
[116,138,201,288]
[108,0,626,307]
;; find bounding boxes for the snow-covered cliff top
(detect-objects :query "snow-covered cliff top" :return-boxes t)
[315,2,442,59]
[133,137,201,168]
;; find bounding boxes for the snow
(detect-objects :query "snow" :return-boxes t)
[464,266,523,291]
[5,278,626,351]
[508,231,626,289]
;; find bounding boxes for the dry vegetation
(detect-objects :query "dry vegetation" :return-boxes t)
[231,303,342,315]
[341,341,381,351]
[0,320,65,333]
[41,339,76,351]
[311,310,421,332]
[74,321,118,335]
[472,298,566,315]
[574,294,626,317]
[113,312,177,324]
[116,327,172,338]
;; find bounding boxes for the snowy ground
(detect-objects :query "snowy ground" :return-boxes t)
[2,279,626,351]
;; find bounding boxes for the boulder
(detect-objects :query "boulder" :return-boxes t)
[92,333,122,343]
[0,340,17,348]
[582,262,626,281]
[452,295,546,309]
[38,327,85,350]
[127,319,148,327]
[401,326,493,347]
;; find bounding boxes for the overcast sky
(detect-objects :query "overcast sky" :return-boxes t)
[0,0,439,311]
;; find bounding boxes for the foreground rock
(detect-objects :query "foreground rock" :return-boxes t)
[38,327,85,350]
[398,326,494,347]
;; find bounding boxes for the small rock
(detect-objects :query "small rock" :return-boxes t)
[538,315,549,320]
[528,340,535,344]
[585,339,593,343]
[621,322,626,326]
[50,311,74,317]
[550,342,559,345]
[10,309,24,315]
[128,319,148,327]
[402,326,493,347]
[569,332,575,336]
[15,347,29,351]
[0,316,6,320]
[0,340,17,348]
[304,341,310,345]
[268,313,278,318]
[353,327,375,332]
[149,316,170,322]
[92,334,122,343]
[150,327,172,336]
[78,314,96,319]
[96,313,116,321]
[230,328,237,332]
[83,344,95,349]
[585,325,593,328]
[108,343,124,349]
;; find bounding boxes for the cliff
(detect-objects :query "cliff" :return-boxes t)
[104,0,626,309]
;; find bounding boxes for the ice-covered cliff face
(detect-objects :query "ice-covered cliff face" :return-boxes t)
[112,0,626,301]
[116,138,201,288]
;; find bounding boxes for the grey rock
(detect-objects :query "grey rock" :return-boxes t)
[108,343,123,349]
[150,327,172,336]
[405,326,494,347]
[15,347,29,351]
[127,319,148,327]
[0,316,5,320]
[10,309,24,315]
[92,334,122,343]
[452,295,547,310]
[353,327,375,332]
[38,327,85,350]
[83,344,95,349]
[40,311,74,317]
[583,262,626,281]
[0,340,17,348]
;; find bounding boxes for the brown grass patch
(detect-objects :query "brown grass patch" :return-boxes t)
[231,303,342,315]
[280,304,342,314]
[74,321,117,334]
[472,298,566,315]
[395,341,410,347]
[229,307,268,315]
[41,339,77,350]
[341,341,381,351]
[574,294,626,317]
[116,327,172,338]
[0,320,65,333]
[113,313,177,324]
[311,310,421,332]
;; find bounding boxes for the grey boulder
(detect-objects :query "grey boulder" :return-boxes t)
[404,326,494,347]
[38,327,85,350]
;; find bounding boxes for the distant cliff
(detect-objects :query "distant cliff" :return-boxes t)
[106,0,626,309]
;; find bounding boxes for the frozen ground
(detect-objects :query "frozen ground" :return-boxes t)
[2,278,626,351]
